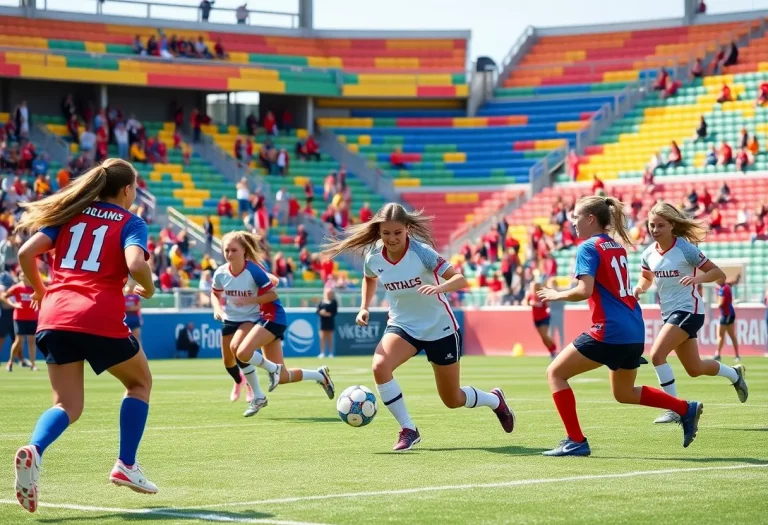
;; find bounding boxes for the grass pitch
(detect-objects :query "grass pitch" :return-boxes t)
[1,356,767,524]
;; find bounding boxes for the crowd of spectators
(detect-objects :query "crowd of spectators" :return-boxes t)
[133,32,227,61]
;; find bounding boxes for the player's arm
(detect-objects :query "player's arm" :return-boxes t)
[233,289,278,306]
[684,259,725,286]
[418,265,466,296]
[633,270,654,298]
[125,246,155,299]
[539,275,594,303]
[1,286,20,309]
[18,232,53,299]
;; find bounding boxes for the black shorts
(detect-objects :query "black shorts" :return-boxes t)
[385,325,462,366]
[14,320,37,336]
[258,318,286,340]
[534,317,550,328]
[36,329,141,375]
[222,319,255,337]
[573,333,646,371]
[719,314,736,326]
[0,308,14,338]
[664,311,706,339]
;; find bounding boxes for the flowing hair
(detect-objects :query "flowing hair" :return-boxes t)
[321,202,436,259]
[221,230,267,263]
[16,158,137,233]
[577,195,634,247]
[648,201,709,245]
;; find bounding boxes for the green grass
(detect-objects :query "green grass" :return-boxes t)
[1,356,767,524]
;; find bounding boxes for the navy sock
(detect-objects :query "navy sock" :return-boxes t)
[30,407,70,457]
[118,397,149,467]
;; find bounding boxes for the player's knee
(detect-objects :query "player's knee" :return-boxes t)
[684,364,704,378]
[371,358,392,383]
[57,403,83,424]
[612,389,634,404]
[439,391,464,409]
[546,363,560,384]
[650,351,667,366]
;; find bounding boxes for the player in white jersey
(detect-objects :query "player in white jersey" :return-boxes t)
[322,203,515,452]
[634,202,748,424]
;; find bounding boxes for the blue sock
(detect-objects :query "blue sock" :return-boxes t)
[30,407,70,457]
[118,397,149,467]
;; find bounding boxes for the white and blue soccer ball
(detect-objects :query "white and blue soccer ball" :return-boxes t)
[337,385,377,427]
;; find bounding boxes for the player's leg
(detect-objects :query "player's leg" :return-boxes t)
[715,322,727,360]
[536,323,557,357]
[105,345,157,494]
[543,343,601,457]
[725,322,740,360]
[233,324,282,416]
[132,327,142,349]
[676,338,747,402]
[649,321,690,423]
[261,331,335,399]
[25,335,37,370]
[229,323,258,403]
[372,331,420,451]
[10,334,24,371]
[221,330,246,401]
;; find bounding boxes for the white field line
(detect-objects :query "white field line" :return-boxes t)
[191,463,768,509]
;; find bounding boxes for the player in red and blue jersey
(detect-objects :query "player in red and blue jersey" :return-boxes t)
[526,280,557,358]
[537,196,702,457]
[124,283,143,347]
[714,278,740,362]
[12,159,157,513]
[5,273,39,371]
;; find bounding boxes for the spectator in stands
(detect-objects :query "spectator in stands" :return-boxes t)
[689,58,704,80]
[665,141,683,168]
[554,222,576,251]
[14,101,29,140]
[19,140,36,174]
[717,82,733,104]
[95,124,108,162]
[712,46,726,74]
[755,81,768,107]
[214,38,227,59]
[288,194,300,225]
[31,153,48,178]
[694,116,707,141]
[355,201,372,223]
[684,185,699,215]
[159,266,180,291]
[698,0,706,13]
[736,147,751,173]
[717,181,731,204]
[263,111,278,136]
[281,110,293,134]
[55,165,70,190]
[198,270,213,307]
[195,37,213,59]
[159,33,174,59]
[717,140,733,165]
[739,128,749,149]
[705,144,718,166]
[146,35,159,56]
[115,122,129,160]
[566,149,580,182]
[700,187,713,213]
[723,40,739,67]
[661,77,680,99]
[258,139,273,171]
[235,177,250,216]
[79,125,96,161]
[653,67,669,91]
[709,207,723,232]
[130,139,147,163]
[734,207,750,231]
[483,226,500,262]
[199,0,214,21]
[591,174,604,194]
[202,216,214,255]
[643,167,656,194]
[389,147,406,169]
[294,224,308,250]
[217,195,233,218]
[236,3,249,24]
[748,134,759,160]
[304,135,321,161]
[277,148,289,175]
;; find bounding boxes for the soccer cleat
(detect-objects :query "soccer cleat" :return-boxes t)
[267,364,282,392]
[654,410,681,424]
[230,375,244,402]
[243,397,268,417]
[318,353,325,359]
[393,428,421,452]
[317,366,335,399]
[680,401,703,448]
[5,364,11,372]
[30,366,38,372]
[542,437,591,457]
[109,460,158,494]
[245,381,255,403]
[734,357,741,363]
[732,364,748,403]
[14,445,40,513]
[490,388,515,433]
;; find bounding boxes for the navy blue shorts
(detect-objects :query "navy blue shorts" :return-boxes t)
[573,333,647,371]
[534,317,551,328]
[719,314,736,326]
[0,308,14,338]
[125,315,142,330]
[384,325,462,366]
[14,320,37,336]
[36,329,141,375]
[258,318,286,341]
[664,311,705,339]
[221,319,255,337]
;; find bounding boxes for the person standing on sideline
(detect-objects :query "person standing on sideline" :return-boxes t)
[317,288,338,358]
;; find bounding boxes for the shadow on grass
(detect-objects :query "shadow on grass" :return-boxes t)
[719,427,768,433]
[36,507,275,523]
[374,445,548,456]
[265,416,341,424]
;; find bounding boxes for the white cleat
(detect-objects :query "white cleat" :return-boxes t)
[243,397,268,417]
[654,410,681,424]
[317,366,335,399]
[268,364,282,392]
[14,445,40,513]
[109,460,158,494]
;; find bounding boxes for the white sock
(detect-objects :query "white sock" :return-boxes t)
[376,379,415,430]
[717,362,739,383]
[654,363,677,397]
[249,351,278,373]
[300,369,324,382]
[240,364,264,399]
[461,386,500,410]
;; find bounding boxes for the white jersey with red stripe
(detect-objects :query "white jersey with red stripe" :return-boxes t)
[641,237,708,317]
[364,237,458,341]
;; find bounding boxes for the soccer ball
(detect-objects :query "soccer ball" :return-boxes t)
[337,385,377,427]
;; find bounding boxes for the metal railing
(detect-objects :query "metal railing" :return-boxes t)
[496,25,536,90]
[157,286,379,309]
[167,205,221,258]
[36,0,300,29]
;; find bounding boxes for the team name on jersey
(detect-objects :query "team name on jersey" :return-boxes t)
[82,206,124,221]
[654,270,681,278]
[224,290,254,297]
[598,241,624,250]
[383,277,422,291]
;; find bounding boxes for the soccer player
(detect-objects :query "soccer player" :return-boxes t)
[5,273,39,371]
[713,278,740,362]
[526,280,557,358]
[322,203,516,452]
[124,282,143,348]
[634,202,747,424]
[537,196,703,457]
[13,159,158,513]
[213,231,334,418]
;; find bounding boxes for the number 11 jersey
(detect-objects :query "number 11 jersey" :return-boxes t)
[574,233,644,344]
[39,202,149,338]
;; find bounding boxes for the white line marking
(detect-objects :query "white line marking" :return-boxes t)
[0,500,328,525]
[191,463,768,509]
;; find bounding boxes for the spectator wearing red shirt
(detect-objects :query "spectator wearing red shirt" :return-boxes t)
[303,135,320,161]
[20,141,35,172]
[234,137,243,162]
[736,147,751,173]
[500,248,519,288]
[531,225,544,247]
[263,111,278,136]
[304,180,314,203]
[217,195,233,218]
[542,253,557,278]
[159,266,180,291]
[709,207,723,231]
[483,227,500,262]
[567,149,580,181]
[359,202,373,223]
[299,247,311,271]
[389,147,406,169]
[156,140,167,163]
[159,222,177,244]
[320,257,335,282]
[756,82,768,107]
[717,83,733,104]
[653,67,669,91]
[592,174,604,193]
[303,200,315,217]
[717,141,733,165]
[5,276,39,370]
[282,110,293,133]
[288,194,300,224]
[700,189,713,212]
[689,58,704,80]
[505,235,520,253]
[214,38,226,59]
[294,224,308,249]
[661,77,681,99]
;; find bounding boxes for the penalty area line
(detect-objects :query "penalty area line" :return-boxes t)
[0,500,329,525]
[191,462,768,509]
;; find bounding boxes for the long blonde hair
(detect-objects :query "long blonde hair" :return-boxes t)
[16,158,137,233]
[221,230,267,263]
[577,195,634,246]
[649,201,708,244]
[321,202,436,259]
